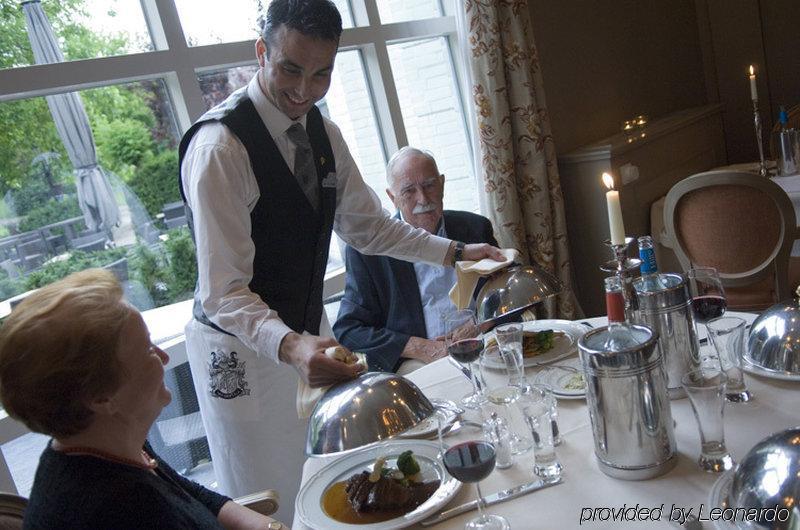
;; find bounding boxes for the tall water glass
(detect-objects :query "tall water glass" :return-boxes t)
[517,388,563,479]
[494,323,530,389]
[681,369,735,473]
[707,316,752,403]
[444,309,484,409]
[530,383,562,446]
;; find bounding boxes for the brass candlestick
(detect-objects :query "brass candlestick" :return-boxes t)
[601,237,641,323]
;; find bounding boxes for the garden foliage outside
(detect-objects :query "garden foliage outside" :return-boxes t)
[0,0,193,310]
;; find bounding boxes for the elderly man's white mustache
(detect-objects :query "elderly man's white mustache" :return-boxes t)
[412,203,437,214]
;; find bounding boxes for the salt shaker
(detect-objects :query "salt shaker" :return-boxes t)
[484,412,513,469]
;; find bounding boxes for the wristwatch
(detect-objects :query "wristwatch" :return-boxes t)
[452,241,466,265]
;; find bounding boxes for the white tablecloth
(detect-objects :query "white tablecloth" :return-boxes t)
[292,313,799,529]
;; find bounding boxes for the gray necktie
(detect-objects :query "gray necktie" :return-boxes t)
[286,123,319,211]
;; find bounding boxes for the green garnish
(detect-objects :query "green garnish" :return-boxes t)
[397,450,420,476]
[533,330,554,352]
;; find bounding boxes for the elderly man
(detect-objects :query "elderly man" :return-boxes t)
[333,147,498,374]
[179,1,501,498]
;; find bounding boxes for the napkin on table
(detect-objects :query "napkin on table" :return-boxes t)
[449,248,520,310]
[296,346,366,419]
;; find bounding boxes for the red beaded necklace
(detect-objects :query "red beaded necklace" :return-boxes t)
[57,446,158,471]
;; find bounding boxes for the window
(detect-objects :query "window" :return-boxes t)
[0,0,477,499]
[175,0,355,46]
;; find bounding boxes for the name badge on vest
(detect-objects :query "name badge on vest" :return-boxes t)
[322,172,337,188]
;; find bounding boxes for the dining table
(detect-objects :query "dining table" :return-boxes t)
[291,311,800,529]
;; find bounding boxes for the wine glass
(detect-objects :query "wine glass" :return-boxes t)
[687,267,728,369]
[442,440,510,530]
[444,309,484,409]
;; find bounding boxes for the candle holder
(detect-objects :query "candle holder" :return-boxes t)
[600,237,641,322]
[752,99,769,178]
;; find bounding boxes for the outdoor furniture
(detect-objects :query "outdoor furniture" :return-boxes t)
[161,201,187,230]
[69,231,106,253]
[14,234,48,272]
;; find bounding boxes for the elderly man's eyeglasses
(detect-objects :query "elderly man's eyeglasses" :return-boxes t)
[398,175,443,200]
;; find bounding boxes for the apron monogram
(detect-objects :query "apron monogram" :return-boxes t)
[208,350,250,399]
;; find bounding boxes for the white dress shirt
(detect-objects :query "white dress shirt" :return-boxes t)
[411,219,457,339]
[181,73,451,362]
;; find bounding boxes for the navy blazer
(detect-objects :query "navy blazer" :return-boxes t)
[333,210,498,372]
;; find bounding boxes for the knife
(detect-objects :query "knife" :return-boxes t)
[420,476,562,526]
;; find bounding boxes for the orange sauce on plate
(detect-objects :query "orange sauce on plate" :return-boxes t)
[322,481,408,524]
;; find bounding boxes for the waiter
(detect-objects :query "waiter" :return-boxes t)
[179,0,501,497]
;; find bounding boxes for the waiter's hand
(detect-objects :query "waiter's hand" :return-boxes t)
[462,243,504,263]
[278,333,363,387]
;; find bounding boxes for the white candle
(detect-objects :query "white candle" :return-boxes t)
[749,65,758,101]
[602,172,625,245]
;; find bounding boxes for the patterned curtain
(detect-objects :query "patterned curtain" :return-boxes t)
[461,0,578,318]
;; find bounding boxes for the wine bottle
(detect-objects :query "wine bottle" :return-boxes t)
[637,235,668,292]
[604,276,640,351]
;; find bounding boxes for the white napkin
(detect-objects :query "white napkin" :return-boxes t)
[448,248,520,310]
[296,346,367,419]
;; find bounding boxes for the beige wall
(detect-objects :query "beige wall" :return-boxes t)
[529,0,800,163]
[529,0,708,155]
[700,0,800,162]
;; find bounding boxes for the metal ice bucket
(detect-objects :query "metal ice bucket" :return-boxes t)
[633,273,700,399]
[578,324,677,480]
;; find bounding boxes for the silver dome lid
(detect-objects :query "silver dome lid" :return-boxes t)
[729,427,800,529]
[305,372,435,456]
[746,287,800,377]
[474,264,563,331]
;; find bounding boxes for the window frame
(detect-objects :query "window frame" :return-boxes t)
[0,0,476,494]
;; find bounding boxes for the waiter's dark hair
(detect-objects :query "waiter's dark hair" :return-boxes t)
[259,0,342,52]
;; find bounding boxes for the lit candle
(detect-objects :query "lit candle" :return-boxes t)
[602,172,625,245]
[749,65,758,101]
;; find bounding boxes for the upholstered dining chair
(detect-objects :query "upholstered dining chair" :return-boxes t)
[664,170,799,311]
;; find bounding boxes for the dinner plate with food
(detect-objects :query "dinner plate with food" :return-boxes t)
[295,440,461,529]
[482,319,586,369]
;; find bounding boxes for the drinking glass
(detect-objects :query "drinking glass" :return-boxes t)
[444,309,484,409]
[681,369,735,473]
[482,380,533,456]
[442,440,510,530]
[517,387,563,479]
[707,316,752,403]
[687,267,728,368]
[530,383,562,446]
[494,323,530,389]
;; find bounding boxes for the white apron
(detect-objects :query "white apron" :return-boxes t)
[183,314,333,502]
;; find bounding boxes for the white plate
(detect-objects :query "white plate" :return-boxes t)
[741,358,800,382]
[397,399,458,440]
[531,357,586,399]
[707,470,737,530]
[482,320,586,369]
[295,440,461,530]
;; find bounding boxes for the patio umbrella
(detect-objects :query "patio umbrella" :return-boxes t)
[22,0,120,237]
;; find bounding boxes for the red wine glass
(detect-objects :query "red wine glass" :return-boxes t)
[687,267,727,368]
[444,309,484,409]
[442,441,509,530]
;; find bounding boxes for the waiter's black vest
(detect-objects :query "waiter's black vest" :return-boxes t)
[178,88,336,335]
